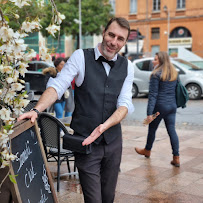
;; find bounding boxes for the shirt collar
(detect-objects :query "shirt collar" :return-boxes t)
[94,43,118,62]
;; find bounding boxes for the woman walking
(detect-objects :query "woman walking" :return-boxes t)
[135,52,180,167]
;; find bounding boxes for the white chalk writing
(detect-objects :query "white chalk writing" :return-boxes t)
[39,189,48,203]
[15,140,32,173]
[42,165,51,193]
[25,161,37,188]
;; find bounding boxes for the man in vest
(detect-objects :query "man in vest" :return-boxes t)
[18,17,134,203]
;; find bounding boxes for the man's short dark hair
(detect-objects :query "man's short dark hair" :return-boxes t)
[104,17,130,40]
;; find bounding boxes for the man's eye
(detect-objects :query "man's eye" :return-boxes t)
[118,37,124,41]
[109,33,114,37]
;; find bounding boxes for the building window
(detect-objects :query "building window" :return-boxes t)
[151,28,160,39]
[109,0,115,14]
[177,0,185,9]
[170,27,191,38]
[153,0,160,11]
[130,0,137,13]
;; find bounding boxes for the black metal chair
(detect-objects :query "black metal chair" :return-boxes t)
[37,112,76,192]
[23,100,38,112]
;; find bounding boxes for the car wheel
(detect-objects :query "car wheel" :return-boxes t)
[186,84,202,100]
[132,84,138,98]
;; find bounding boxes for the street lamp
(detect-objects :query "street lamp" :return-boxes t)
[163,5,170,53]
[74,0,82,49]
[79,0,82,49]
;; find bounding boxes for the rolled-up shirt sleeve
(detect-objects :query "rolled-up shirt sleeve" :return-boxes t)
[47,49,84,99]
[117,60,134,114]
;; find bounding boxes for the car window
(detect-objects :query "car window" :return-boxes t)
[173,59,201,71]
[173,64,185,74]
[27,63,36,71]
[136,60,153,71]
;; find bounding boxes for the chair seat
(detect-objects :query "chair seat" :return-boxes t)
[49,147,73,155]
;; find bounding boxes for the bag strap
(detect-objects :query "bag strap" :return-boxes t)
[177,74,180,83]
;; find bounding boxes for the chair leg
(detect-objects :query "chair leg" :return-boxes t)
[74,159,76,172]
[57,160,60,192]
[66,159,71,174]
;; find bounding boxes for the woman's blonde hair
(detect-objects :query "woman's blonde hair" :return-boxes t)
[151,52,178,81]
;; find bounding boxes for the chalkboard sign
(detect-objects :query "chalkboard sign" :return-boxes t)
[9,120,58,203]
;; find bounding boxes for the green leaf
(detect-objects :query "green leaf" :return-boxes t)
[4,15,9,23]
[3,124,13,131]
[9,174,18,184]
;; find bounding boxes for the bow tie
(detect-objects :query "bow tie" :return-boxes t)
[97,56,115,68]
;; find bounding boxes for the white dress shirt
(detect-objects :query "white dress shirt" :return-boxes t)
[47,44,134,114]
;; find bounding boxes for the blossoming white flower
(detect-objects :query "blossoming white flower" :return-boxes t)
[6,77,14,84]
[4,91,16,105]
[46,24,60,37]
[0,65,13,74]
[18,99,30,108]
[20,32,29,38]
[30,18,42,30]
[18,62,28,77]
[40,45,48,56]
[13,39,27,54]
[0,42,14,54]
[55,12,65,25]
[11,83,24,91]
[13,69,20,82]
[14,14,20,19]
[0,160,10,168]
[9,0,31,8]
[21,21,34,33]
[41,53,52,64]
[0,26,14,42]
[0,108,11,121]
[23,49,36,61]
[13,107,24,116]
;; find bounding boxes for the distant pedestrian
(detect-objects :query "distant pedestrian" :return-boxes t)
[53,57,66,118]
[135,51,180,167]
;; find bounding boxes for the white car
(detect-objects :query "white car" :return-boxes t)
[132,57,203,100]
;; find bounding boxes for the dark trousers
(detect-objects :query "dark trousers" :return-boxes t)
[145,103,179,156]
[75,135,122,203]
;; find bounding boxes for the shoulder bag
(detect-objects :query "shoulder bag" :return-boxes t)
[176,77,189,108]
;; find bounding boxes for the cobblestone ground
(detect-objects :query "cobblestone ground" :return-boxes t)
[49,122,203,203]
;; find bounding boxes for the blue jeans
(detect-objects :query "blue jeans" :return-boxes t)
[54,101,65,118]
[145,103,179,156]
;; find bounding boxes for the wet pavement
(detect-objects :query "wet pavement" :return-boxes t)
[48,123,203,203]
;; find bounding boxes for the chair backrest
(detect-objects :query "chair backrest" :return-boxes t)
[23,100,38,112]
[37,112,69,149]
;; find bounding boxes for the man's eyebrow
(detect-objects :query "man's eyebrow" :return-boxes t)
[108,31,125,40]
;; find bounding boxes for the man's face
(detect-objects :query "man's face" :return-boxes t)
[99,21,128,60]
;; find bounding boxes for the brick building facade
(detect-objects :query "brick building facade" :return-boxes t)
[115,0,203,58]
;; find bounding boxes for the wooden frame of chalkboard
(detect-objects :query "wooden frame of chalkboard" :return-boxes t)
[9,119,58,203]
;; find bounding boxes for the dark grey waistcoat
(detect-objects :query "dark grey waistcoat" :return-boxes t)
[70,48,128,144]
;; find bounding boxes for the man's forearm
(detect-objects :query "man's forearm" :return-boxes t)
[103,106,128,131]
[34,87,58,112]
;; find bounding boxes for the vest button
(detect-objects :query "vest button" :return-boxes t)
[106,85,108,88]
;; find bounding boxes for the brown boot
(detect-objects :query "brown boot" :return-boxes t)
[135,147,151,158]
[171,156,180,167]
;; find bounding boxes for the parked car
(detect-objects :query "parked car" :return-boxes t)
[24,61,54,93]
[190,61,203,70]
[132,57,203,100]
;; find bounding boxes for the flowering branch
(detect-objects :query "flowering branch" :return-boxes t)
[0,0,65,189]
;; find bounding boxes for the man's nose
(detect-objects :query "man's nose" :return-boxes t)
[111,37,117,46]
